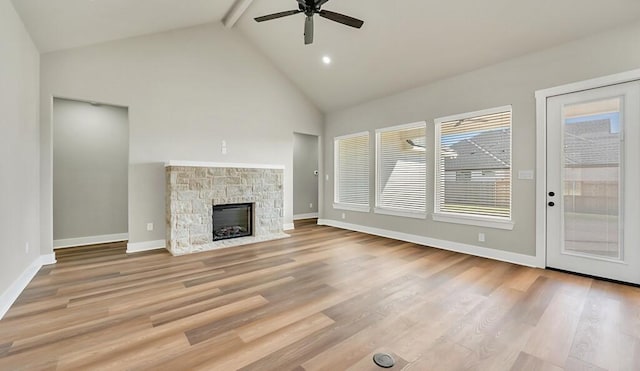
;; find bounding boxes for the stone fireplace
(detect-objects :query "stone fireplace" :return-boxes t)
[165,161,288,256]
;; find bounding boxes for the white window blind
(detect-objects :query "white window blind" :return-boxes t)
[435,107,512,219]
[334,132,370,210]
[376,123,426,214]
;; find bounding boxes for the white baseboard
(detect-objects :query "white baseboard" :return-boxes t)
[283,223,295,231]
[54,233,128,249]
[0,254,57,320]
[317,219,540,268]
[293,213,319,220]
[126,240,166,254]
[41,253,57,265]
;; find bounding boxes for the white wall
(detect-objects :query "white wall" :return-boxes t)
[293,133,319,216]
[40,23,323,254]
[53,98,128,242]
[323,21,640,259]
[0,0,41,299]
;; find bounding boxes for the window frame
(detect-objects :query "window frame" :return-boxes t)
[433,105,515,230]
[374,121,427,220]
[333,131,371,213]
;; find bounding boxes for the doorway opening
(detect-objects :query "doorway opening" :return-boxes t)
[52,98,129,250]
[293,133,320,222]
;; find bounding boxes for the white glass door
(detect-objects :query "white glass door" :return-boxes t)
[546,81,640,284]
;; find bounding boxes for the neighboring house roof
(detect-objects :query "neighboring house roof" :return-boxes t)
[564,119,620,167]
[444,129,510,171]
[444,118,619,172]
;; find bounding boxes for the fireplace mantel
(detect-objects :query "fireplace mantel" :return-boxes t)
[165,162,288,255]
[165,160,284,170]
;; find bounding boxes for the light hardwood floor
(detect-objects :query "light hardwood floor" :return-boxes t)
[1,219,639,370]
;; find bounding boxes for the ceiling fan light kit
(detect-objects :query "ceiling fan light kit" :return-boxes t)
[254,0,364,45]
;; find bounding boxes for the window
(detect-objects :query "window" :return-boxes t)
[334,132,370,212]
[375,122,427,218]
[434,106,513,229]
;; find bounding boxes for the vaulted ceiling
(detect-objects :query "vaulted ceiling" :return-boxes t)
[10,0,236,53]
[12,0,640,112]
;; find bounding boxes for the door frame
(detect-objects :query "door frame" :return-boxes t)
[534,68,640,268]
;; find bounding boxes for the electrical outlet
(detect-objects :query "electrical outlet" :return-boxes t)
[25,242,29,254]
[309,203,313,209]
[341,213,346,220]
[147,223,154,231]
[478,233,485,242]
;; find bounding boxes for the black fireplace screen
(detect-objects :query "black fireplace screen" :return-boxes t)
[212,203,253,241]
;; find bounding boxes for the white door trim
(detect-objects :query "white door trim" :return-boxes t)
[534,68,640,269]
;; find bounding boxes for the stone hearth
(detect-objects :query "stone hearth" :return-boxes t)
[165,161,288,255]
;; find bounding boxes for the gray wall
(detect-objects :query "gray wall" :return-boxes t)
[0,0,40,296]
[293,133,319,216]
[40,22,323,254]
[53,98,128,241]
[323,20,640,257]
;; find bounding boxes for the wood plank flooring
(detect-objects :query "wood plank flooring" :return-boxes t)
[1,219,639,370]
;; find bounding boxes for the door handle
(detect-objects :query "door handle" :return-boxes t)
[548,202,555,207]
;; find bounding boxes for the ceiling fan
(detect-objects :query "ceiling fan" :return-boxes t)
[254,0,364,45]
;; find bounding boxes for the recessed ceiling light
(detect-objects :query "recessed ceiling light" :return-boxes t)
[322,56,332,65]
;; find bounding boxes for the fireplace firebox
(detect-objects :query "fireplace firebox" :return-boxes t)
[212,203,253,241]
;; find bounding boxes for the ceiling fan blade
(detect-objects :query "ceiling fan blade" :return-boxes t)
[304,16,314,45]
[318,10,364,28]
[254,10,301,22]
[316,0,330,7]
